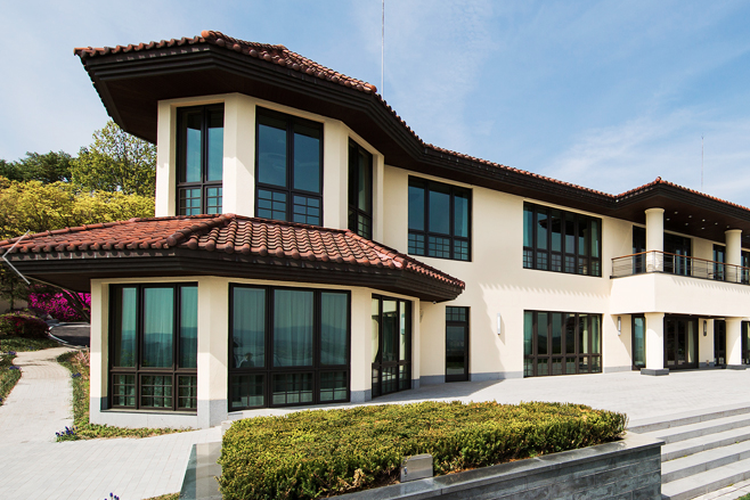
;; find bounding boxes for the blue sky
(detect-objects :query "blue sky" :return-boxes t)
[2,1,750,204]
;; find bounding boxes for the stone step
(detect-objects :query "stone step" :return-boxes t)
[660,424,750,462]
[636,412,750,445]
[662,439,750,483]
[661,456,750,500]
[628,404,750,435]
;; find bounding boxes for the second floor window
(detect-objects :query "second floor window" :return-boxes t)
[408,178,471,261]
[256,108,323,225]
[523,202,601,276]
[348,140,373,239]
[177,105,224,215]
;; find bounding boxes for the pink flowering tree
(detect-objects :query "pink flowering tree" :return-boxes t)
[27,286,90,322]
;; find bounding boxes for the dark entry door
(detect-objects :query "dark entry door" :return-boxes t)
[714,320,726,366]
[665,316,698,370]
[445,307,469,382]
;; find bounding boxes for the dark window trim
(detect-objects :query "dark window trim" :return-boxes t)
[348,139,373,239]
[176,105,224,215]
[523,202,602,277]
[228,284,351,411]
[523,310,602,377]
[108,283,198,412]
[371,294,412,397]
[408,177,472,261]
[632,314,646,370]
[254,107,324,225]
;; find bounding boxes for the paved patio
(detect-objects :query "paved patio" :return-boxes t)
[4,346,750,499]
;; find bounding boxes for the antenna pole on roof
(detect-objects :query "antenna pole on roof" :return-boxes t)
[381,0,385,97]
[701,135,704,191]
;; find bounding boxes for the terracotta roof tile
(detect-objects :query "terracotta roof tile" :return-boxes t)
[0,214,464,290]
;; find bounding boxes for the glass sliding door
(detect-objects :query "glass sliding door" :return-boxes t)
[664,316,698,370]
[714,320,726,366]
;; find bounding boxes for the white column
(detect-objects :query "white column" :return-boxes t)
[349,288,372,402]
[726,229,742,283]
[222,94,256,217]
[645,208,664,272]
[727,317,743,367]
[644,312,666,372]
[322,120,348,230]
[197,277,229,428]
[155,101,177,217]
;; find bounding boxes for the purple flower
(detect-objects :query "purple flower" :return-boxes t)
[9,366,20,370]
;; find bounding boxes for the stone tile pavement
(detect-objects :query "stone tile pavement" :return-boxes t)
[0,347,220,500]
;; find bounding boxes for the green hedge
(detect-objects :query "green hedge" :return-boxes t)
[219,401,627,500]
[0,312,49,338]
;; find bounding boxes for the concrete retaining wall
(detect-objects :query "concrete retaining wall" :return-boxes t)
[336,432,662,500]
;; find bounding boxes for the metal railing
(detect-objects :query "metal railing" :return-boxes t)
[611,250,750,284]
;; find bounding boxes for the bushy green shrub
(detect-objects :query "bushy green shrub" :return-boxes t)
[0,312,49,338]
[219,401,627,500]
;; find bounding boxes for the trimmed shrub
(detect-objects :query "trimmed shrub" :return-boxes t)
[218,401,627,499]
[0,312,49,338]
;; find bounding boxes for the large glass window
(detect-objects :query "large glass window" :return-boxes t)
[109,284,198,411]
[632,315,646,370]
[371,296,412,397]
[523,310,602,377]
[348,140,373,239]
[664,233,691,276]
[177,105,224,215]
[408,178,471,261]
[256,108,323,225]
[445,307,469,382]
[523,203,601,277]
[229,285,350,410]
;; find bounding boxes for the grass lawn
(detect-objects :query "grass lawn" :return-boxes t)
[56,349,187,440]
[0,336,61,406]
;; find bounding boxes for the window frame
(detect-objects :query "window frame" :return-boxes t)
[445,306,470,382]
[523,202,602,277]
[255,107,324,226]
[348,139,373,239]
[523,310,602,377]
[371,295,412,397]
[176,105,224,215]
[108,283,198,412]
[228,284,351,411]
[408,177,472,261]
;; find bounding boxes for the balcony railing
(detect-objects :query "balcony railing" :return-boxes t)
[611,250,750,284]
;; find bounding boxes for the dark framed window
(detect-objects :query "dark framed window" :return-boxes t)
[632,315,645,370]
[256,108,323,225]
[523,310,602,377]
[633,226,646,274]
[348,140,373,239]
[177,105,224,215]
[523,203,601,276]
[371,296,412,397]
[743,251,750,284]
[742,321,750,365]
[229,285,350,410]
[664,233,691,276]
[109,284,198,411]
[445,306,469,382]
[408,178,471,261]
[713,245,726,281]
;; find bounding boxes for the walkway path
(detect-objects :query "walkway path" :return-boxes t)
[0,347,221,500]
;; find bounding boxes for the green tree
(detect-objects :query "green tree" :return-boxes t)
[0,152,72,184]
[72,120,156,197]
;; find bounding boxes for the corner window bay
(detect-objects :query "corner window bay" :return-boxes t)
[230,286,350,410]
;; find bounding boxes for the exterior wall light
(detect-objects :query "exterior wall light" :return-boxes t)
[497,313,502,335]
[617,316,622,336]
[703,320,708,336]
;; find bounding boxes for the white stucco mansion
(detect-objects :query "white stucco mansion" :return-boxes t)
[4,31,750,429]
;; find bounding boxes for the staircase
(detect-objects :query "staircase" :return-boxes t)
[629,405,750,500]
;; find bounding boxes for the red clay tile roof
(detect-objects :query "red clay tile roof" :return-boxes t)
[0,214,464,291]
[74,30,377,95]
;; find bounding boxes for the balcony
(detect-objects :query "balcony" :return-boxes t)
[611,251,750,285]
